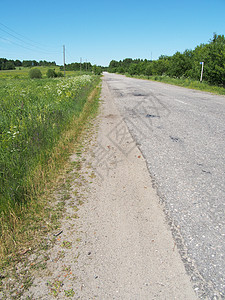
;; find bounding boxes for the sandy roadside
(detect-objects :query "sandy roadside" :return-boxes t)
[19,76,197,299]
[72,77,197,299]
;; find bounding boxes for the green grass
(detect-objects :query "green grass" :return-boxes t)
[126,73,225,95]
[0,71,101,261]
[0,74,99,213]
[0,66,83,79]
[0,70,101,257]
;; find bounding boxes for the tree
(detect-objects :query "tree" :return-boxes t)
[167,52,191,78]
[204,34,225,86]
[92,65,102,75]
[145,63,153,76]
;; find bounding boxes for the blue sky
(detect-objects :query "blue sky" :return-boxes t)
[0,0,225,66]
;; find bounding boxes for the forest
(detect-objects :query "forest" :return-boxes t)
[108,34,225,87]
[0,58,56,70]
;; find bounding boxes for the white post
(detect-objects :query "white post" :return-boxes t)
[200,61,204,82]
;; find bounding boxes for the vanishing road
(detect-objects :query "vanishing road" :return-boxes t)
[104,72,225,299]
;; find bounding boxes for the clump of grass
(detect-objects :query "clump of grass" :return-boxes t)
[61,241,72,249]
[64,288,75,297]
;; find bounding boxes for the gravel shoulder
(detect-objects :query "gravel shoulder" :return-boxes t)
[16,76,197,299]
[71,77,197,299]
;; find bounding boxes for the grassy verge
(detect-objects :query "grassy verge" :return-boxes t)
[1,75,99,212]
[125,73,225,96]
[0,75,101,262]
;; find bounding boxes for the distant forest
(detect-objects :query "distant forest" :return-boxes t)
[0,59,56,70]
[108,34,225,87]
[0,58,103,75]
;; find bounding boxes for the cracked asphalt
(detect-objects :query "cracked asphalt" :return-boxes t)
[104,72,225,299]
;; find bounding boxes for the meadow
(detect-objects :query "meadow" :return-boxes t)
[0,68,99,215]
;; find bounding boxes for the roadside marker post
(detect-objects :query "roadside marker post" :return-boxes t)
[200,61,204,82]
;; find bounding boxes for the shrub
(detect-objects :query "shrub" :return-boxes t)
[46,69,57,78]
[29,68,42,79]
[92,65,102,75]
[56,71,64,77]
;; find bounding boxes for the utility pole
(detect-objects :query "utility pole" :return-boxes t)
[86,59,87,72]
[200,61,204,82]
[63,45,66,77]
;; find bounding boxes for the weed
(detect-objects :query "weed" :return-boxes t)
[62,265,71,272]
[74,252,80,262]
[64,288,75,297]
[61,241,72,249]
[72,214,79,219]
[30,262,47,270]
[47,279,63,297]
[78,199,84,206]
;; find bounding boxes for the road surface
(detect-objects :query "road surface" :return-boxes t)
[103,72,225,299]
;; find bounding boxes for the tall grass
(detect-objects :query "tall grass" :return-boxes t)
[0,74,99,214]
[0,75,101,261]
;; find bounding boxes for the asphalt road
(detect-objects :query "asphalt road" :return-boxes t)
[103,72,225,299]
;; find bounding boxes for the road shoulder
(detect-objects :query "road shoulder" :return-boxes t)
[11,76,197,299]
[73,76,197,299]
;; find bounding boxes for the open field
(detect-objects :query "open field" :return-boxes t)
[0,66,92,79]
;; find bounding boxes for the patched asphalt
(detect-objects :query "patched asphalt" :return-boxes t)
[104,72,225,299]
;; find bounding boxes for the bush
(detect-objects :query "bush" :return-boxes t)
[46,69,57,78]
[92,65,102,75]
[29,68,42,79]
[56,71,64,77]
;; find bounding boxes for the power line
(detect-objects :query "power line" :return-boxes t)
[0,35,37,52]
[0,22,59,54]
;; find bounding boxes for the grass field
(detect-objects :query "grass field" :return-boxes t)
[0,66,90,79]
[0,69,101,259]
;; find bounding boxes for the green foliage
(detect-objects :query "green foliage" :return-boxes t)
[0,58,16,70]
[204,34,225,86]
[108,33,225,87]
[145,64,153,76]
[0,59,56,70]
[64,61,92,72]
[46,69,57,78]
[56,71,63,77]
[29,68,42,79]
[92,65,102,75]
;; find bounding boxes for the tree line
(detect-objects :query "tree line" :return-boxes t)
[108,34,225,87]
[0,58,56,70]
[61,62,103,75]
